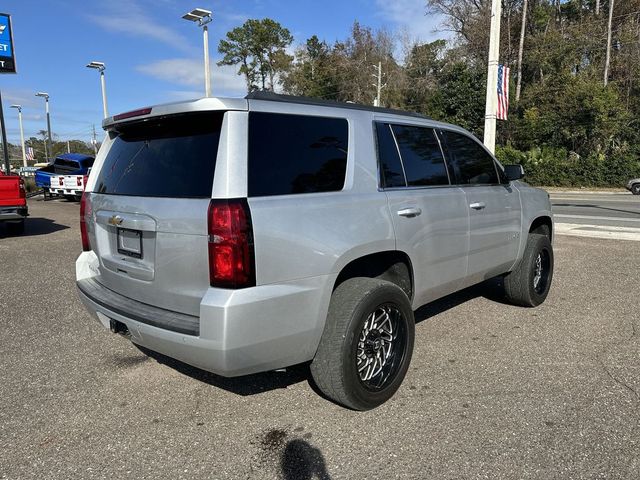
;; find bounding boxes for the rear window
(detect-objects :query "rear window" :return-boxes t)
[248,112,348,197]
[54,159,80,169]
[94,112,223,198]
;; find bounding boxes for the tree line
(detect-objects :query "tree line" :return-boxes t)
[218,1,640,186]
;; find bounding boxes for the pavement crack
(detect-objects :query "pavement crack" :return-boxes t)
[597,357,640,405]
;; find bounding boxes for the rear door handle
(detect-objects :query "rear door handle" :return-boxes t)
[469,202,486,210]
[397,207,422,218]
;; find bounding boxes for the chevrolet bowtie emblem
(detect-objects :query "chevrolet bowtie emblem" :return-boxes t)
[108,215,123,226]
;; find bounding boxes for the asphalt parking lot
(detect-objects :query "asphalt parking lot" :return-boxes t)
[1,196,639,480]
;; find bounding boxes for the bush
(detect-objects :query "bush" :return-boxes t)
[495,146,639,187]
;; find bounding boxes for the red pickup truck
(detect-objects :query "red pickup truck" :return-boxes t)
[0,172,28,234]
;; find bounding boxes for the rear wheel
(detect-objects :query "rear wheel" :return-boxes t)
[632,184,640,195]
[504,234,553,307]
[310,278,415,410]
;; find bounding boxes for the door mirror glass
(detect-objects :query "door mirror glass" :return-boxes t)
[504,164,525,181]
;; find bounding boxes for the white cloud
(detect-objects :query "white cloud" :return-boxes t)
[375,0,450,43]
[86,0,193,54]
[136,58,247,97]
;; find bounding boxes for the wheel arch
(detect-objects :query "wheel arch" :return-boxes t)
[333,250,414,302]
[529,215,553,242]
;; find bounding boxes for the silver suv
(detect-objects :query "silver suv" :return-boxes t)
[76,92,554,410]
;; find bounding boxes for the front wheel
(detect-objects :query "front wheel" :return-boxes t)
[310,278,415,410]
[632,184,640,195]
[504,233,554,307]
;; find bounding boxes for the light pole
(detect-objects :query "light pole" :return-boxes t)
[35,92,53,161]
[182,8,213,97]
[86,61,108,118]
[10,105,26,167]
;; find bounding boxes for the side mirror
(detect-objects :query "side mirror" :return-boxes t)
[504,164,525,181]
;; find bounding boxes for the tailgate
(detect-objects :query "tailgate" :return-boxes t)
[86,111,225,317]
[0,177,25,207]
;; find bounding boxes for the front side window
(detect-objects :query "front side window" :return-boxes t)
[440,130,499,185]
[248,112,348,197]
[391,125,449,187]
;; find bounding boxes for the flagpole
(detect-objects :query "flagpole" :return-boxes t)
[483,0,502,154]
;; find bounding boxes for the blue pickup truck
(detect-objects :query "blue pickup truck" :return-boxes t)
[35,153,94,190]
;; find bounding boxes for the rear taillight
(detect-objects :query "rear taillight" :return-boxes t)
[80,192,91,251]
[18,178,26,199]
[207,199,255,289]
[77,176,82,186]
[59,177,64,186]
[82,175,88,190]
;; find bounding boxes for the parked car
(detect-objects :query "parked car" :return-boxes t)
[0,171,28,234]
[626,178,640,195]
[49,174,88,200]
[35,153,94,190]
[76,93,554,410]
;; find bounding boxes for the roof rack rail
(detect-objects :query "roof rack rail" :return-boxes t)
[245,91,431,120]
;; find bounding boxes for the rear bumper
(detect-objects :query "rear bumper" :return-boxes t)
[0,206,28,221]
[76,251,334,377]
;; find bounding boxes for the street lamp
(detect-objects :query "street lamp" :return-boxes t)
[35,92,53,161]
[86,61,108,118]
[182,8,213,97]
[10,105,26,167]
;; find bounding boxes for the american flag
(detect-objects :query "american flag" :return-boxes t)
[26,147,35,161]
[497,64,510,121]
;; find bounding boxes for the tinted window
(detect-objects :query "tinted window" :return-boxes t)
[391,125,449,187]
[375,123,405,188]
[441,130,499,185]
[54,159,80,169]
[94,112,223,197]
[248,113,348,196]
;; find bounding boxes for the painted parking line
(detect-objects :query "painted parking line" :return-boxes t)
[555,223,640,242]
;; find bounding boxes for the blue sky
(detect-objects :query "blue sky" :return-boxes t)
[0,0,445,144]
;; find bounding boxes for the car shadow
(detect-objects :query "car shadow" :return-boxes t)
[414,277,510,324]
[25,217,70,236]
[0,217,70,238]
[135,344,311,396]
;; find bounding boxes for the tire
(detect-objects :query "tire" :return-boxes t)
[6,220,25,235]
[504,233,554,307]
[310,277,415,410]
[632,184,640,195]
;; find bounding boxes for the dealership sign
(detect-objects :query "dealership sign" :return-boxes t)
[0,13,16,74]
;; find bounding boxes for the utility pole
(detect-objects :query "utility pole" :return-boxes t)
[483,0,502,153]
[595,0,600,15]
[604,0,615,86]
[67,140,70,153]
[515,0,528,102]
[372,61,384,107]
[92,125,98,155]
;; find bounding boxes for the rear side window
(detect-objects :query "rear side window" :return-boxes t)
[391,125,449,187]
[248,112,348,197]
[441,130,499,185]
[94,112,223,198]
[375,123,406,188]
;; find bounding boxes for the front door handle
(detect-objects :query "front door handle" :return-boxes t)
[397,207,422,218]
[469,202,486,210]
